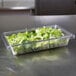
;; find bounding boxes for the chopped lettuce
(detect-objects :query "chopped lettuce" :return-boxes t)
[5,26,67,55]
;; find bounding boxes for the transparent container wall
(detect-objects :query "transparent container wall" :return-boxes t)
[2,25,75,55]
[10,37,70,55]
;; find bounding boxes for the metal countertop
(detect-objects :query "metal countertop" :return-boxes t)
[0,15,76,76]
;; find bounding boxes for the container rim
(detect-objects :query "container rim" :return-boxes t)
[2,24,75,47]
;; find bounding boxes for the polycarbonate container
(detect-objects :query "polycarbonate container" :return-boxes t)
[2,25,75,55]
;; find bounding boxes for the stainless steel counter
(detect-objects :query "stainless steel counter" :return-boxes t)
[0,15,76,76]
[0,0,35,9]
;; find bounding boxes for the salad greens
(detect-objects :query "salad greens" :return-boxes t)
[5,26,68,55]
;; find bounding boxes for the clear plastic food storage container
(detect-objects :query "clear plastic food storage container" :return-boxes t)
[2,25,75,55]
